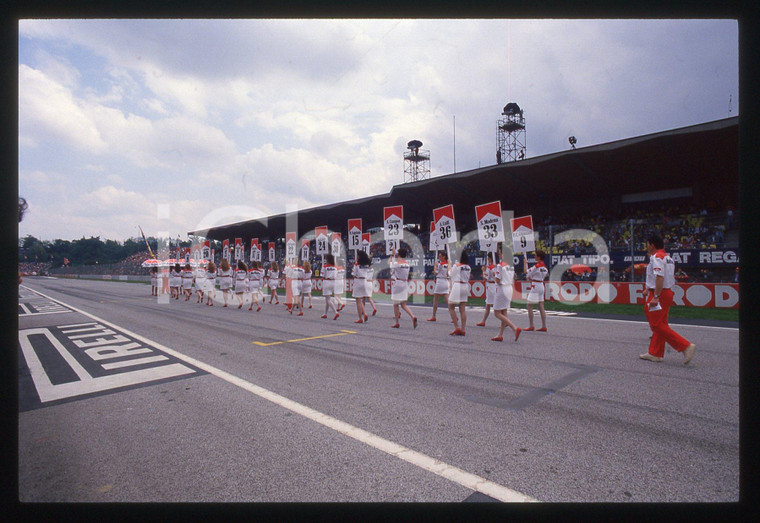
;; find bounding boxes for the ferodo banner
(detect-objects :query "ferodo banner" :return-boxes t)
[360,280,739,309]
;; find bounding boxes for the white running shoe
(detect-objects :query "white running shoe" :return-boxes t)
[683,343,696,365]
[639,352,663,362]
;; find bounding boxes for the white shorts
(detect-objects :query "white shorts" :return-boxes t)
[234,281,247,294]
[493,284,513,311]
[322,280,335,296]
[485,281,496,305]
[301,280,312,294]
[433,278,450,295]
[448,282,470,304]
[335,280,345,295]
[391,280,408,303]
[291,279,302,296]
[205,279,215,293]
[526,281,545,303]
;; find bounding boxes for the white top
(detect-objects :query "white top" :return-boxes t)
[495,262,515,286]
[353,266,370,280]
[435,262,449,281]
[450,263,472,284]
[322,265,337,280]
[390,259,411,282]
[526,262,548,282]
[646,250,676,289]
[218,268,233,289]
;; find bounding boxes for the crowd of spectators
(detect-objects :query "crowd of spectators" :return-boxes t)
[536,201,736,255]
[18,262,52,276]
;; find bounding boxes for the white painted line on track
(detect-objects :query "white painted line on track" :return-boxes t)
[558,313,739,331]
[22,286,538,503]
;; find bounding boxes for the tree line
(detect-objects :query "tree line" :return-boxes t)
[18,235,192,267]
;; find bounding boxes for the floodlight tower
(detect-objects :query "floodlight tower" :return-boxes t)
[403,139,431,183]
[496,102,526,164]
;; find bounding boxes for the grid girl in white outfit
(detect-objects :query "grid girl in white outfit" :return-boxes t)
[217,258,233,307]
[428,251,449,322]
[248,261,264,311]
[300,260,313,310]
[205,261,217,306]
[267,262,280,305]
[389,246,417,329]
[351,250,371,324]
[492,254,521,342]
[448,251,471,336]
[320,254,340,320]
[234,260,248,309]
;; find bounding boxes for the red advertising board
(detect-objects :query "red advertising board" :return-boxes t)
[348,280,738,309]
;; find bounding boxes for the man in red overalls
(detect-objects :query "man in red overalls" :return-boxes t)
[640,235,696,364]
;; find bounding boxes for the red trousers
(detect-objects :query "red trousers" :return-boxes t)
[644,288,691,358]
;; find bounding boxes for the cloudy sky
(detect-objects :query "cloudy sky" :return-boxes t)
[18,18,738,242]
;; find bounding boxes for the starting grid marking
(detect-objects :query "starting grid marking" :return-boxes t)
[253,329,357,347]
[18,301,74,316]
[18,287,204,411]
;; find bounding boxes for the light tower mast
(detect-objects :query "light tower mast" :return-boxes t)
[496,102,526,164]
[403,139,431,183]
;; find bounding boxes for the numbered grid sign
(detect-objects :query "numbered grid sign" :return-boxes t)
[331,232,342,257]
[202,240,211,260]
[193,245,200,262]
[385,239,400,255]
[234,238,243,261]
[223,239,231,262]
[361,232,371,256]
[184,247,191,263]
[510,215,535,254]
[429,221,444,251]
[250,238,261,262]
[315,226,329,255]
[268,242,276,262]
[286,232,297,260]
[476,201,505,243]
[301,239,310,261]
[433,204,456,244]
[348,218,362,251]
[384,206,403,240]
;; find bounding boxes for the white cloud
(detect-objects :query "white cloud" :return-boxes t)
[19,65,107,153]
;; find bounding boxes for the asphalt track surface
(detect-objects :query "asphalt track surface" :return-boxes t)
[17,277,739,504]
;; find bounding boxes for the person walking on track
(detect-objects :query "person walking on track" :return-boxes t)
[524,250,548,332]
[640,234,696,364]
[491,251,521,342]
[448,250,471,336]
[428,251,449,322]
[389,245,417,329]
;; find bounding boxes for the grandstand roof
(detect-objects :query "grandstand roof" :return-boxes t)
[188,116,738,242]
